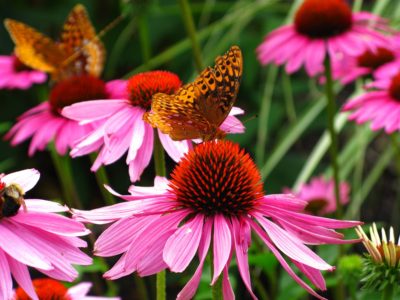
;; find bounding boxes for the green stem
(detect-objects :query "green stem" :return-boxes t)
[256,66,278,167]
[49,145,81,209]
[89,154,115,206]
[324,57,342,218]
[138,14,152,64]
[153,133,167,300]
[382,284,395,300]
[178,0,204,72]
[212,276,223,300]
[281,72,297,123]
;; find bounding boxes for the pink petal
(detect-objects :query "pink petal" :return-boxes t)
[0,250,13,300]
[255,214,332,270]
[177,218,212,300]
[0,223,52,269]
[164,214,204,272]
[252,222,327,300]
[2,169,40,192]
[8,257,38,300]
[232,217,257,299]
[62,100,128,123]
[222,265,235,300]
[158,131,191,162]
[212,215,232,284]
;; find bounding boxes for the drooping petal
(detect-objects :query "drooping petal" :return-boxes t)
[0,250,13,300]
[212,214,232,284]
[164,214,204,272]
[177,217,212,300]
[8,256,38,300]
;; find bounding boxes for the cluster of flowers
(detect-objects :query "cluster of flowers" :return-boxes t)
[2,0,399,299]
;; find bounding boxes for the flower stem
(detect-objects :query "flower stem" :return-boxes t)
[89,154,115,206]
[212,276,223,300]
[153,132,167,300]
[49,144,81,209]
[382,284,395,300]
[178,0,203,72]
[324,57,342,218]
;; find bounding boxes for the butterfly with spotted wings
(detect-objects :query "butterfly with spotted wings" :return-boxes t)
[4,4,105,82]
[144,45,243,141]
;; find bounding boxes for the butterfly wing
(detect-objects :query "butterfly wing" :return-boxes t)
[144,84,215,141]
[194,45,242,126]
[144,46,242,141]
[4,19,66,73]
[59,4,105,78]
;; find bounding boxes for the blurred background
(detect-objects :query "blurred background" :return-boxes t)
[0,0,399,299]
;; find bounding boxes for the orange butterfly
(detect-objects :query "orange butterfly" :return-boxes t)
[4,4,105,82]
[144,45,242,141]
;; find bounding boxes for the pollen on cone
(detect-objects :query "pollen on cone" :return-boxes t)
[15,278,69,300]
[169,140,264,216]
[127,70,182,110]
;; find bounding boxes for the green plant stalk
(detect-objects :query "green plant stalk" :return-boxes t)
[179,0,204,72]
[261,97,326,179]
[138,14,152,64]
[212,276,223,300]
[49,145,81,209]
[382,284,395,300]
[346,146,394,219]
[293,112,347,191]
[256,66,278,167]
[123,0,275,77]
[89,154,115,206]
[153,133,167,300]
[324,57,342,218]
[281,72,297,123]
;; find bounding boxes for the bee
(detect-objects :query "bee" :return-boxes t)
[0,183,27,218]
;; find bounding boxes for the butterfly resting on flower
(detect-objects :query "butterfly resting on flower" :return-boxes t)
[144,45,242,141]
[4,4,104,82]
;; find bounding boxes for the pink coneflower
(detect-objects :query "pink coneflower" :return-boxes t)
[343,72,400,133]
[257,0,389,76]
[0,55,46,90]
[332,32,400,84]
[0,169,91,300]
[73,140,360,300]
[287,176,350,216]
[14,278,120,300]
[5,75,125,156]
[62,71,244,182]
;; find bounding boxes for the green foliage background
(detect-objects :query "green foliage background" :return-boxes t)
[1,0,399,299]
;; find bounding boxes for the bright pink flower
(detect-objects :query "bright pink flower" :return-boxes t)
[286,176,350,216]
[0,169,91,300]
[5,75,124,156]
[257,0,389,76]
[332,33,400,84]
[62,71,244,182]
[73,140,360,300]
[343,72,400,133]
[13,278,120,300]
[0,55,46,90]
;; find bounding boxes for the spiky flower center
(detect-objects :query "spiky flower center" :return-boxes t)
[127,70,181,110]
[389,73,400,101]
[294,0,353,38]
[49,75,107,115]
[305,198,328,215]
[169,140,264,216]
[12,55,32,72]
[357,48,395,70]
[15,278,70,300]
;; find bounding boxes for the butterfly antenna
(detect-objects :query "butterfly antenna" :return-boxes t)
[62,14,125,67]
